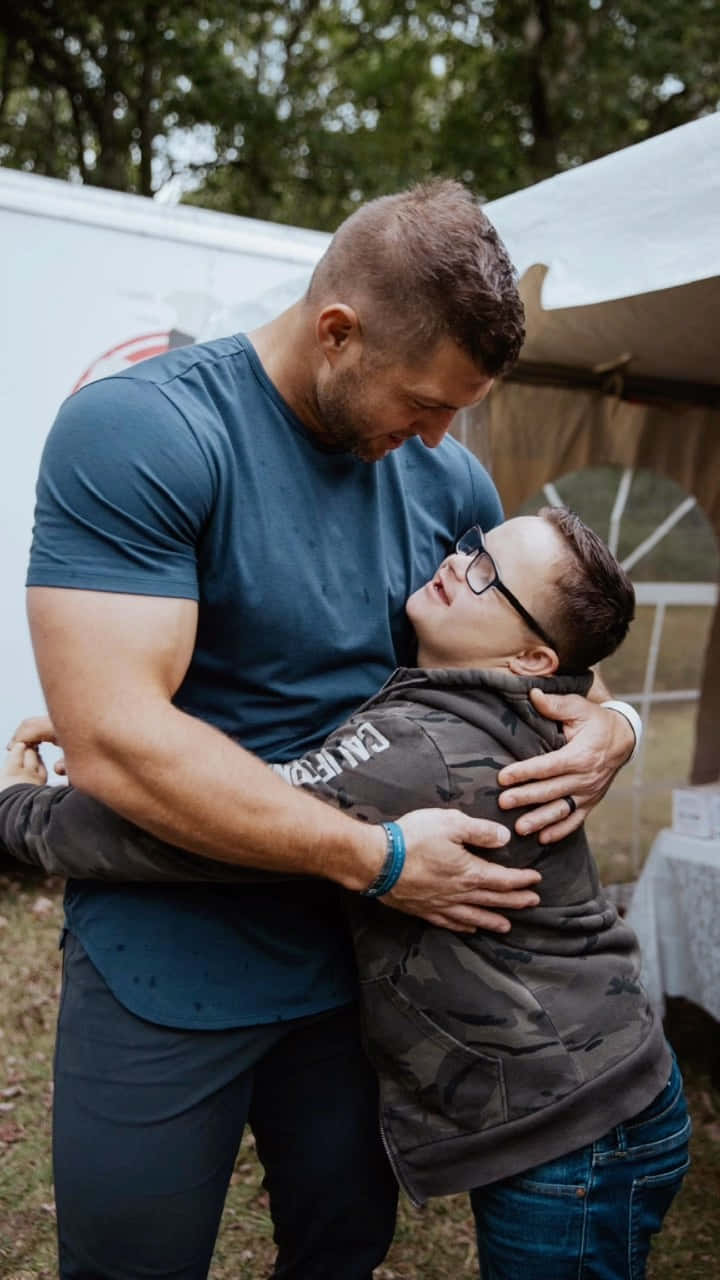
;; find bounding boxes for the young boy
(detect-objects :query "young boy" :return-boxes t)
[1,508,688,1279]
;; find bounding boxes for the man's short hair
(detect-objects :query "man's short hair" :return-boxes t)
[539,506,635,673]
[307,179,525,377]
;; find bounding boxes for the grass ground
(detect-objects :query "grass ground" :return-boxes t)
[0,867,718,1278]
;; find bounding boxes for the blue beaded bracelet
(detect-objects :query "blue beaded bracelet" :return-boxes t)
[361,822,406,897]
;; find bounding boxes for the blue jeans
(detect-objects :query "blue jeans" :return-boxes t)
[53,933,397,1279]
[470,1056,690,1280]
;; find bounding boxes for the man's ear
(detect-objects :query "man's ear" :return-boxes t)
[316,304,361,364]
[508,646,558,677]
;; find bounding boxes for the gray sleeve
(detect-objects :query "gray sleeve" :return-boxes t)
[418,717,544,870]
[0,709,450,882]
[271,711,452,823]
[0,782,291,883]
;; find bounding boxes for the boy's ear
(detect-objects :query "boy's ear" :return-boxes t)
[508,646,558,677]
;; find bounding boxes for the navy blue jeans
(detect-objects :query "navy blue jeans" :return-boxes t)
[470,1056,690,1279]
[53,933,397,1280]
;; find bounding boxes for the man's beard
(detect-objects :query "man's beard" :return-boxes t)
[314,367,382,461]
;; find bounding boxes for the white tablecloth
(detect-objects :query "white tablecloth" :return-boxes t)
[626,829,720,1021]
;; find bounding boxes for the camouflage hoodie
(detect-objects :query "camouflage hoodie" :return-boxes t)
[276,666,671,1202]
[0,667,670,1202]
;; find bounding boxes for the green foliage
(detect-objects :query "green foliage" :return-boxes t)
[1,2,719,225]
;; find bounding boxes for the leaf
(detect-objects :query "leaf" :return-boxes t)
[0,1119,24,1143]
[31,897,55,916]
[1,1084,24,1099]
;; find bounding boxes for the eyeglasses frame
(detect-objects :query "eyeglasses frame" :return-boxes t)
[455,526,558,653]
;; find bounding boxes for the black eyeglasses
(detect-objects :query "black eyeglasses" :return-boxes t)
[455,526,557,651]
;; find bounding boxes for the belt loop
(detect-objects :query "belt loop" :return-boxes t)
[615,1124,627,1153]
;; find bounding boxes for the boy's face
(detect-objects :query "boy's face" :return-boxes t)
[406,516,565,669]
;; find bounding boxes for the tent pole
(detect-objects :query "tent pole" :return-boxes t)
[632,601,666,873]
[608,468,634,555]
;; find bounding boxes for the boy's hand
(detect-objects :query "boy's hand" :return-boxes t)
[8,715,66,776]
[2,742,48,791]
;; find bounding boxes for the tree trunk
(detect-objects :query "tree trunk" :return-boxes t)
[136,2,159,195]
[526,0,558,179]
[95,28,127,190]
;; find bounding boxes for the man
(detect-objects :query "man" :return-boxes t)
[23,180,635,1278]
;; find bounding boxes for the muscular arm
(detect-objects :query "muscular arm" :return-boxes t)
[26,587,540,931]
[588,668,612,703]
[28,586,383,884]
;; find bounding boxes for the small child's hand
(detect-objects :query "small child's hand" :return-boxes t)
[1,742,48,791]
[7,715,66,777]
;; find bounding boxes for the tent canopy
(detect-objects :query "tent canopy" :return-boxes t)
[485,113,720,389]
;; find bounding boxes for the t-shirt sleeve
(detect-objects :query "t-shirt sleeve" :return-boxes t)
[27,376,215,598]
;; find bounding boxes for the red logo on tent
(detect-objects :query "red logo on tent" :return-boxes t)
[71,329,194,393]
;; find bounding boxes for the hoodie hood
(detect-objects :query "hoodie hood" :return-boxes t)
[362,667,593,755]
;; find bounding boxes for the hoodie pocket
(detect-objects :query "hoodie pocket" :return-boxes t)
[360,974,507,1132]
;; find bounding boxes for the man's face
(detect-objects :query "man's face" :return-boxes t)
[314,337,494,463]
[406,517,564,668]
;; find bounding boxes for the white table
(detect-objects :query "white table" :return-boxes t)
[626,829,720,1022]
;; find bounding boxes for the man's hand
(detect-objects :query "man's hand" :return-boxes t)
[2,742,48,791]
[384,808,541,933]
[496,689,635,845]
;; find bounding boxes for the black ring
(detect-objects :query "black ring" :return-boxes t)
[565,795,577,815]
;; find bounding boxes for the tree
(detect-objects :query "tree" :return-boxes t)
[0,1,243,194]
[1,1,718,226]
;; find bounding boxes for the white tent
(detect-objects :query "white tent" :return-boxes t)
[459,112,720,798]
[486,110,720,386]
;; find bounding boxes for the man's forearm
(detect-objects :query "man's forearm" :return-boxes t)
[64,700,384,892]
[588,669,638,760]
[588,668,612,703]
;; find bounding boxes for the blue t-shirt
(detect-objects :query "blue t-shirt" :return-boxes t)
[28,334,503,1028]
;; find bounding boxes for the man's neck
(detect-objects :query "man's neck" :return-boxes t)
[249,304,325,437]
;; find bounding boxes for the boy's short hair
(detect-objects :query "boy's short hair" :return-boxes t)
[539,506,635,673]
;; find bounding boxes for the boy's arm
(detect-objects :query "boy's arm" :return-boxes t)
[0,779,292,882]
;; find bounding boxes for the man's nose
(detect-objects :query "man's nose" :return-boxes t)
[417,412,456,448]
